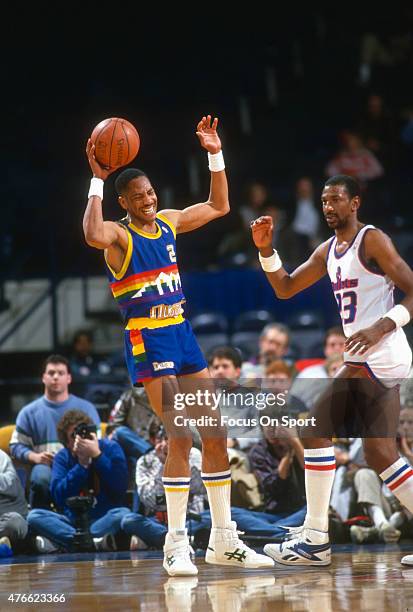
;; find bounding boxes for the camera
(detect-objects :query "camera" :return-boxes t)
[66,495,95,552]
[74,422,97,440]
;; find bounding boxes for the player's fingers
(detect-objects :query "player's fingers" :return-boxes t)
[207,114,212,128]
[212,117,218,129]
[196,120,204,131]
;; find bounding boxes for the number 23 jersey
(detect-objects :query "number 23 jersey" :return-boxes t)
[326,224,411,375]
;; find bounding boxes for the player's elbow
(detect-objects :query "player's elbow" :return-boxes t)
[83,231,106,250]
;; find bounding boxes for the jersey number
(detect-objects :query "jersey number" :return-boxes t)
[167,244,176,263]
[336,291,357,324]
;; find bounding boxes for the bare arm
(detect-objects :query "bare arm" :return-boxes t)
[83,140,129,273]
[160,116,229,234]
[345,229,413,354]
[251,215,329,298]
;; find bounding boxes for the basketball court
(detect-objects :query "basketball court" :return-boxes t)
[1,543,413,611]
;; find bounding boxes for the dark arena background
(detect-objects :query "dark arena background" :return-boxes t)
[1,7,413,611]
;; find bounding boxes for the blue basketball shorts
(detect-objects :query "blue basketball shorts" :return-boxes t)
[124,319,207,383]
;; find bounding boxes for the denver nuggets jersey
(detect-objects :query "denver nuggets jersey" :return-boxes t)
[327,224,411,377]
[105,213,185,329]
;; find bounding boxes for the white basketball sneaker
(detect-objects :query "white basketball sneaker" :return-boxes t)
[163,529,198,576]
[205,521,274,569]
[264,526,331,566]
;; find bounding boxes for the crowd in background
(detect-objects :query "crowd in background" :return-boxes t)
[1,319,413,557]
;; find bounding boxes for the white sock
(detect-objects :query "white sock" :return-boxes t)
[201,470,232,528]
[303,447,336,532]
[380,458,413,515]
[162,476,190,531]
[367,504,387,528]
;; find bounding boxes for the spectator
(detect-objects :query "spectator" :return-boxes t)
[27,410,130,552]
[208,346,261,451]
[330,438,402,544]
[9,354,100,509]
[325,130,384,188]
[109,386,154,460]
[290,327,346,410]
[356,94,396,170]
[239,181,273,229]
[248,424,306,518]
[69,329,111,379]
[289,177,322,258]
[241,323,291,378]
[69,329,127,411]
[0,449,29,554]
[263,359,307,416]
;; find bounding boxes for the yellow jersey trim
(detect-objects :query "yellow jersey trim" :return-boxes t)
[157,213,176,238]
[128,221,162,240]
[104,228,133,281]
[126,314,185,331]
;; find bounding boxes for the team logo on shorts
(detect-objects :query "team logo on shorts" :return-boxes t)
[153,361,175,371]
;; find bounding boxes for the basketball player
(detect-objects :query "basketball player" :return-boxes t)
[83,115,273,575]
[251,174,413,566]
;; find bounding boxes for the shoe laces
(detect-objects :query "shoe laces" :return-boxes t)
[282,526,304,542]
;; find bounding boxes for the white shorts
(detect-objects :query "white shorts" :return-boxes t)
[344,328,412,387]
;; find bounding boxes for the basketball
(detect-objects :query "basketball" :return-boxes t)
[90,117,140,169]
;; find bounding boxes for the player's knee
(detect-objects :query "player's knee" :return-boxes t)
[167,436,193,459]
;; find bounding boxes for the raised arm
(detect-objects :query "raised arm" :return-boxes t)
[251,215,329,298]
[345,229,413,355]
[161,115,229,234]
[83,140,129,273]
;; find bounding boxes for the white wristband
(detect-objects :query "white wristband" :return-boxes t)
[88,177,104,200]
[259,249,283,273]
[384,304,410,328]
[208,150,225,172]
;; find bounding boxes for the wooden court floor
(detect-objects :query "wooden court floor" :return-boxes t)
[1,545,413,611]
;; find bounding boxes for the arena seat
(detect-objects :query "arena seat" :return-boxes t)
[190,312,229,334]
[0,424,15,454]
[232,309,274,333]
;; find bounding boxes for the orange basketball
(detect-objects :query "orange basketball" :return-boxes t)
[90,117,140,169]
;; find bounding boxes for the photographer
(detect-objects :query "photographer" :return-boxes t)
[27,410,130,552]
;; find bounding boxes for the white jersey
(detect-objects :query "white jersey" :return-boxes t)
[326,224,412,383]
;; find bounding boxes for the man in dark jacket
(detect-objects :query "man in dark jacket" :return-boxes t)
[27,410,130,552]
[248,425,306,518]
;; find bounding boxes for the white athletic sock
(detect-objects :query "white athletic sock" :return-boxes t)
[367,504,388,528]
[201,470,232,529]
[380,457,413,515]
[162,476,190,531]
[303,447,336,532]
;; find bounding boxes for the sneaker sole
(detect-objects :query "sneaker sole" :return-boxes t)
[205,553,274,569]
[163,563,198,577]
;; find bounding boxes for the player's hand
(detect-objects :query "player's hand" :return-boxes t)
[344,321,388,355]
[86,139,117,181]
[251,216,274,251]
[196,115,221,154]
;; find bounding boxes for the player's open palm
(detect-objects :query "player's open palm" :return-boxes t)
[196,115,221,153]
[251,216,274,249]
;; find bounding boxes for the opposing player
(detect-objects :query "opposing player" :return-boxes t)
[251,174,413,566]
[83,115,273,575]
